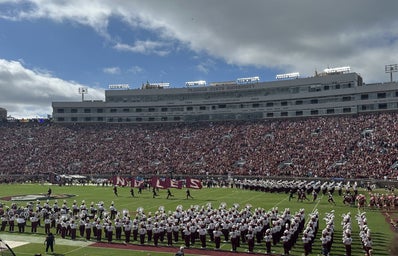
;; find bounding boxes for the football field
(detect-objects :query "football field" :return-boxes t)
[0,183,394,256]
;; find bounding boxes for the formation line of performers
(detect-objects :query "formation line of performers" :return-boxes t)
[0,198,373,255]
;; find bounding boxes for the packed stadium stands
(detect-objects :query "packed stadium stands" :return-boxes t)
[0,112,398,182]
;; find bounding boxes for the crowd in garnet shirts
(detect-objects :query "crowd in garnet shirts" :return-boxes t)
[1,112,398,182]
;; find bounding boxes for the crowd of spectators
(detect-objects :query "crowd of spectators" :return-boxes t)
[0,112,398,181]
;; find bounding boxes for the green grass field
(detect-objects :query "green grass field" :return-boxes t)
[0,183,395,256]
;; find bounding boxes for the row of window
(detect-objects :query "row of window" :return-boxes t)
[56,102,397,123]
[56,90,398,115]
[106,82,355,103]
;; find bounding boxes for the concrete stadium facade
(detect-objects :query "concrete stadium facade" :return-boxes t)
[52,72,398,123]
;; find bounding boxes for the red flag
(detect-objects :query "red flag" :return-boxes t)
[186,178,202,189]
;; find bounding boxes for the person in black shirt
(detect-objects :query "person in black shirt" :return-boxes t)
[167,189,174,199]
[113,186,118,197]
[186,189,193,199]
[45,232,55,253]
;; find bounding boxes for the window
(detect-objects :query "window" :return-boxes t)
[85,117,91,121]
[266,113,274,117]
[71,109,78,113]
[281,112,288,117]
[187,106,193,111]
[57,117,65,122]
[266,102,274,107]
[311,110,318,115]
[97,117,103,121]
[361,94,369,100]
[84,109,91,113]
[123,108,129,113]
[296,111,303,116]
[252,103,259,108]
[281,101,287,106]
[71,117,77,122]
[199,106,206,110]
[136,108,142,112]
[324,85,330,90]
[110,109,117,113]
[396,91,398,97]
[218,104,226,108]
[148,117,155,121]
[136,117,142,121]
[343,108,351,113]
[148,108,155,112]
[161,107,168,112]
[295,100,303,105]
[342,96,351,102]
[327,109,335,114]
[117,118,123,122]
[174,116,181,121]
[97,108,103,113]
[57,108,64,113]
[335,84,340,89]
[161,117,168,121]
[311,99,318,104]
[378,103,387,109]
[377,93,386,99]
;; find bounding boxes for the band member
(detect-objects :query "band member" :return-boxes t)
[139,224,146,245]
[115,219,122,240]
[124,219,132,243]
[198,225,207,248]
[264,229,272,254]
[95,220,102,242]
[214,226,223,250]
[70,220,77,240]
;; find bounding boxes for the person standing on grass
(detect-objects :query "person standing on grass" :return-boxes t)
[44,232,55,253]
[186,189,193,199]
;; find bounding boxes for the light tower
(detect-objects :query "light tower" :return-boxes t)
[385,64,398,82]
[78,87,88,102]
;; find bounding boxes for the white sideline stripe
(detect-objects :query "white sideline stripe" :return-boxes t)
[1,240,28,249]
[0,233,95,247]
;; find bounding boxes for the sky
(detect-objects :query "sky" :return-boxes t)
[0,0,398,118]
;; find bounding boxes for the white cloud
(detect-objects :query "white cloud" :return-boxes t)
[1,0,398,83]
[128,65,144,74]
[0,59,104,118]
[103,66,121,75]
[114,40,170,56]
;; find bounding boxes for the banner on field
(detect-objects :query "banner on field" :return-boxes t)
[132,178,145,188]
[112,176,130,187]
[185,178,203,189]
[151,177,183,189]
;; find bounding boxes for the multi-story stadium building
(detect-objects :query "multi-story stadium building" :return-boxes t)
[52,68,398,123]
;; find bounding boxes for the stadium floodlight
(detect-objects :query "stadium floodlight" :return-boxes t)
[323,66,351,74]
[276,72,300,80]
[185,80,207,87]
[385,64,398,82]
[236,76,260,84]
[108,84,130,89]
[78,87,88,102]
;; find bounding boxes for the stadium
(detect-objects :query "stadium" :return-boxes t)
[1,66,398,255]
